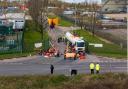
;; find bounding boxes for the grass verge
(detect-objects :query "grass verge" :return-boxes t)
[22,20,50,53]
[0,52,35,60]
[73,29,127,59]
[59,17,73,27]
[0,73,127,89]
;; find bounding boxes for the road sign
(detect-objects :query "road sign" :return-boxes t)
[35,43,42,48]
[89,43,103,47]
[94,44,103,47]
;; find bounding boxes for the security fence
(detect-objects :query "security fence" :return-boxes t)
[0,32,23,54]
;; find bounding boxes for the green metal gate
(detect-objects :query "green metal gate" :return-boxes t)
[0,23,23,54]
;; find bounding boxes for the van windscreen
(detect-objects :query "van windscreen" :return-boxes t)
[77,42,85,47]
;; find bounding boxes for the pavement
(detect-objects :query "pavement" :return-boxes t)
[0,26,127,76]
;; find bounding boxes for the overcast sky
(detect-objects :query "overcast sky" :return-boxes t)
[61,0,102,4]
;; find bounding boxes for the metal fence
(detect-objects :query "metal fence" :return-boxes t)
[0,32,23,54]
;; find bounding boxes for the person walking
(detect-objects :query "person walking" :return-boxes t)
[89,63,95,74]
[50,64,54,74]
[95,63,100,74]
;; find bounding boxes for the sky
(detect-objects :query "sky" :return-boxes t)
[61,0,102,4]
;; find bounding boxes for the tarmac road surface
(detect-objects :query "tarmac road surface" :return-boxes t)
[0,55,127,76]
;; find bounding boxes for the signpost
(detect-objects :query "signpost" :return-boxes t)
[35,43,42,48]
[89,43,103,48]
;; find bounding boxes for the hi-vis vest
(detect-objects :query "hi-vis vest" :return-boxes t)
[96,64,100,71]
[89,63,95,69]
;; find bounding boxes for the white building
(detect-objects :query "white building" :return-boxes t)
[63,10,75,15]
[102,0,127,12]
[0,13,25,30]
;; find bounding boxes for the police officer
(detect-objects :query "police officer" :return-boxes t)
[50,64,54,74]
[89,63,95,74]
[95,63,100,74]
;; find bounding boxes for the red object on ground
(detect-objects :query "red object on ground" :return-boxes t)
[79,53,86,60]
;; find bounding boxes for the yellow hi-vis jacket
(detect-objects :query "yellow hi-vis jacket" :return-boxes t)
[89,63,95,70]
[96,64,100,71]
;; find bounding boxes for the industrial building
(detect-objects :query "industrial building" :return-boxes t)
[102,0,127,13]
[0,13,25,30]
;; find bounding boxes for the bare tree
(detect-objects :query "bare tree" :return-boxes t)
[29,0,49,42]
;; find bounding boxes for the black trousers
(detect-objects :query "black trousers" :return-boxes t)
[91,69,94,74]
[96,70,99,74]
[71,70,77,76]
[51,69,54,74]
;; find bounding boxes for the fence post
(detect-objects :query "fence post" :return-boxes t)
[109,61,112,73]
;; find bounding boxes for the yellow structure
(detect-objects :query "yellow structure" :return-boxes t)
[48,18,59,26]
[48,19,52,25]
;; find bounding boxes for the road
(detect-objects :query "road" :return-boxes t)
[0,26,127,76]
[0,55,127,76]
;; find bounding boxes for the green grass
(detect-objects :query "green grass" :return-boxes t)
[48,15,57,18]
[24,20,50,52]
[0,73,127,89]
[73,29,127,58]
[59,17,73,27]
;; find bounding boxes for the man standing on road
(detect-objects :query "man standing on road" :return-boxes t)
[89,63,95,74]
[95,63,100,74]
[50,64,54,74]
